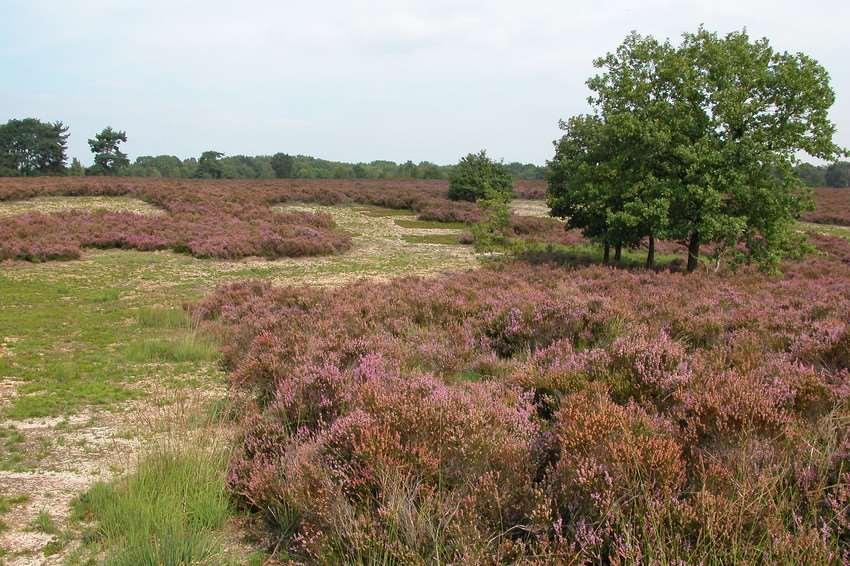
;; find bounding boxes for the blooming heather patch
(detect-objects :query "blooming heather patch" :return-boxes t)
[194,235,850,563]
[805,187,850,226]
[0,178,558,262]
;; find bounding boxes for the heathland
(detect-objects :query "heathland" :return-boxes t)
[0,177,849,564]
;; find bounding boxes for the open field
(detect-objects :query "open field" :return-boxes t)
[1,180,849,563]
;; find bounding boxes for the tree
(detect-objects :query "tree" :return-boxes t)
[472,183,512,251]
[448,150,513,202]
[0,118,69,176]
[550,28,843,272]
[88,127,128,175]
[271,153,295,178]
[825,161,850,188]
[69,158,85,176]
[193,151,225,179]
[795,163,827,187]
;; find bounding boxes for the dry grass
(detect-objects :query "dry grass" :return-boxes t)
[0,196,163,217]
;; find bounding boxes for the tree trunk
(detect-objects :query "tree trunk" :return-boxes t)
[646,234,655,269]
[614,244,622,262]
[603,242,610,264]
[687,232,700,272]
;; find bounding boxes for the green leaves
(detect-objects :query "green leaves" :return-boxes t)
[448,150,514,202]
[88,127,129,176]
[548,27,844,271]
[0,118,69,176]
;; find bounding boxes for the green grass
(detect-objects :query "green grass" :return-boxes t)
[124,334,218,364]
[394,218,467,230]
[402,234,465,245]
[515,242,682,269]
[799,221,850,241]
[29,509,59,535]
[355,205,415,217]
[0,426,26,470]
[0,494,29,534]
[71,447,234,566]
[135,307,192,329]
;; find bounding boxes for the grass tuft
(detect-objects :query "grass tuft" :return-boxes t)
[394,218,467,230]
[402,234,464,245]
[124,334,218,364]
[72,447,233,566]
[135,307,191,329]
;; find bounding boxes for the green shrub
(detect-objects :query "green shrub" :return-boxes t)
[448,150,513,202]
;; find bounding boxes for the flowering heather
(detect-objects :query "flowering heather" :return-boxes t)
[0,177,553,262]
[805,187,850,226]
[194,235,850,563]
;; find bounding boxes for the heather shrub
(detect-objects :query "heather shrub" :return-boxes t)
[193,233,850,562]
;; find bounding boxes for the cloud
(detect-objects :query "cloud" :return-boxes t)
[2,0,847,164]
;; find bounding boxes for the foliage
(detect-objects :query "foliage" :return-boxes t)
[826,161,850,188]
[472,185,512,251]
[194,233,850,563]
[99,152,548,182]
[193,150,225,179]
[0,118,69,176]
[549,28,844,271]
[68,158,85,176]
[448,150,514,202]
[270,152,295,178]
[88,127,129,175]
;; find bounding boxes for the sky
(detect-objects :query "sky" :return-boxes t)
[1,0,848,166]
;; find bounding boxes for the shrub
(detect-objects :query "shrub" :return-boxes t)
[193,240,850,562]
[448,150,513,202]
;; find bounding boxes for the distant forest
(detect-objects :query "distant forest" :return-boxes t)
[119,153,548,180]
[1,117,848,185]
[0,118,545,180]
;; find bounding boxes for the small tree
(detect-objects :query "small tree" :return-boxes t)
[88,127,128,175]
[448,150,513,202]
[472,183,512,251]
[68,158,85,176]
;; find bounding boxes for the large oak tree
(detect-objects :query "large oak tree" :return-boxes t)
[549,28,844,271]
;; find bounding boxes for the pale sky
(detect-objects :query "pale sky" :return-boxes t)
[1,0,847,165]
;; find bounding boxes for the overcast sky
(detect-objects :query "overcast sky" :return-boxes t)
[1,0,847,165]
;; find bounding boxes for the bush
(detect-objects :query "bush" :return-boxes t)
[193,239,850,562]
[448,150,513,202]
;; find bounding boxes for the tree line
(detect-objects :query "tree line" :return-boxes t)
[0,120,547,180]
[795,161,850,188]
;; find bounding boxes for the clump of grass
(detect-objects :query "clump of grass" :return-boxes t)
[29,509,59,535]
[7,376,136,420]
[395,218,467,230]
[0,427,26,470]
[402,234,464,245]
[356,206,415,217]
[89,288,121,303]
[0,494,29,534]
[124,334,218,364]
[72,447,233,566]
[135,307,191,329]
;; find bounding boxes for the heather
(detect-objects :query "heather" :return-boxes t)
[0,177,546,262]
[189,233,850,563]
[806,188,850,226]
